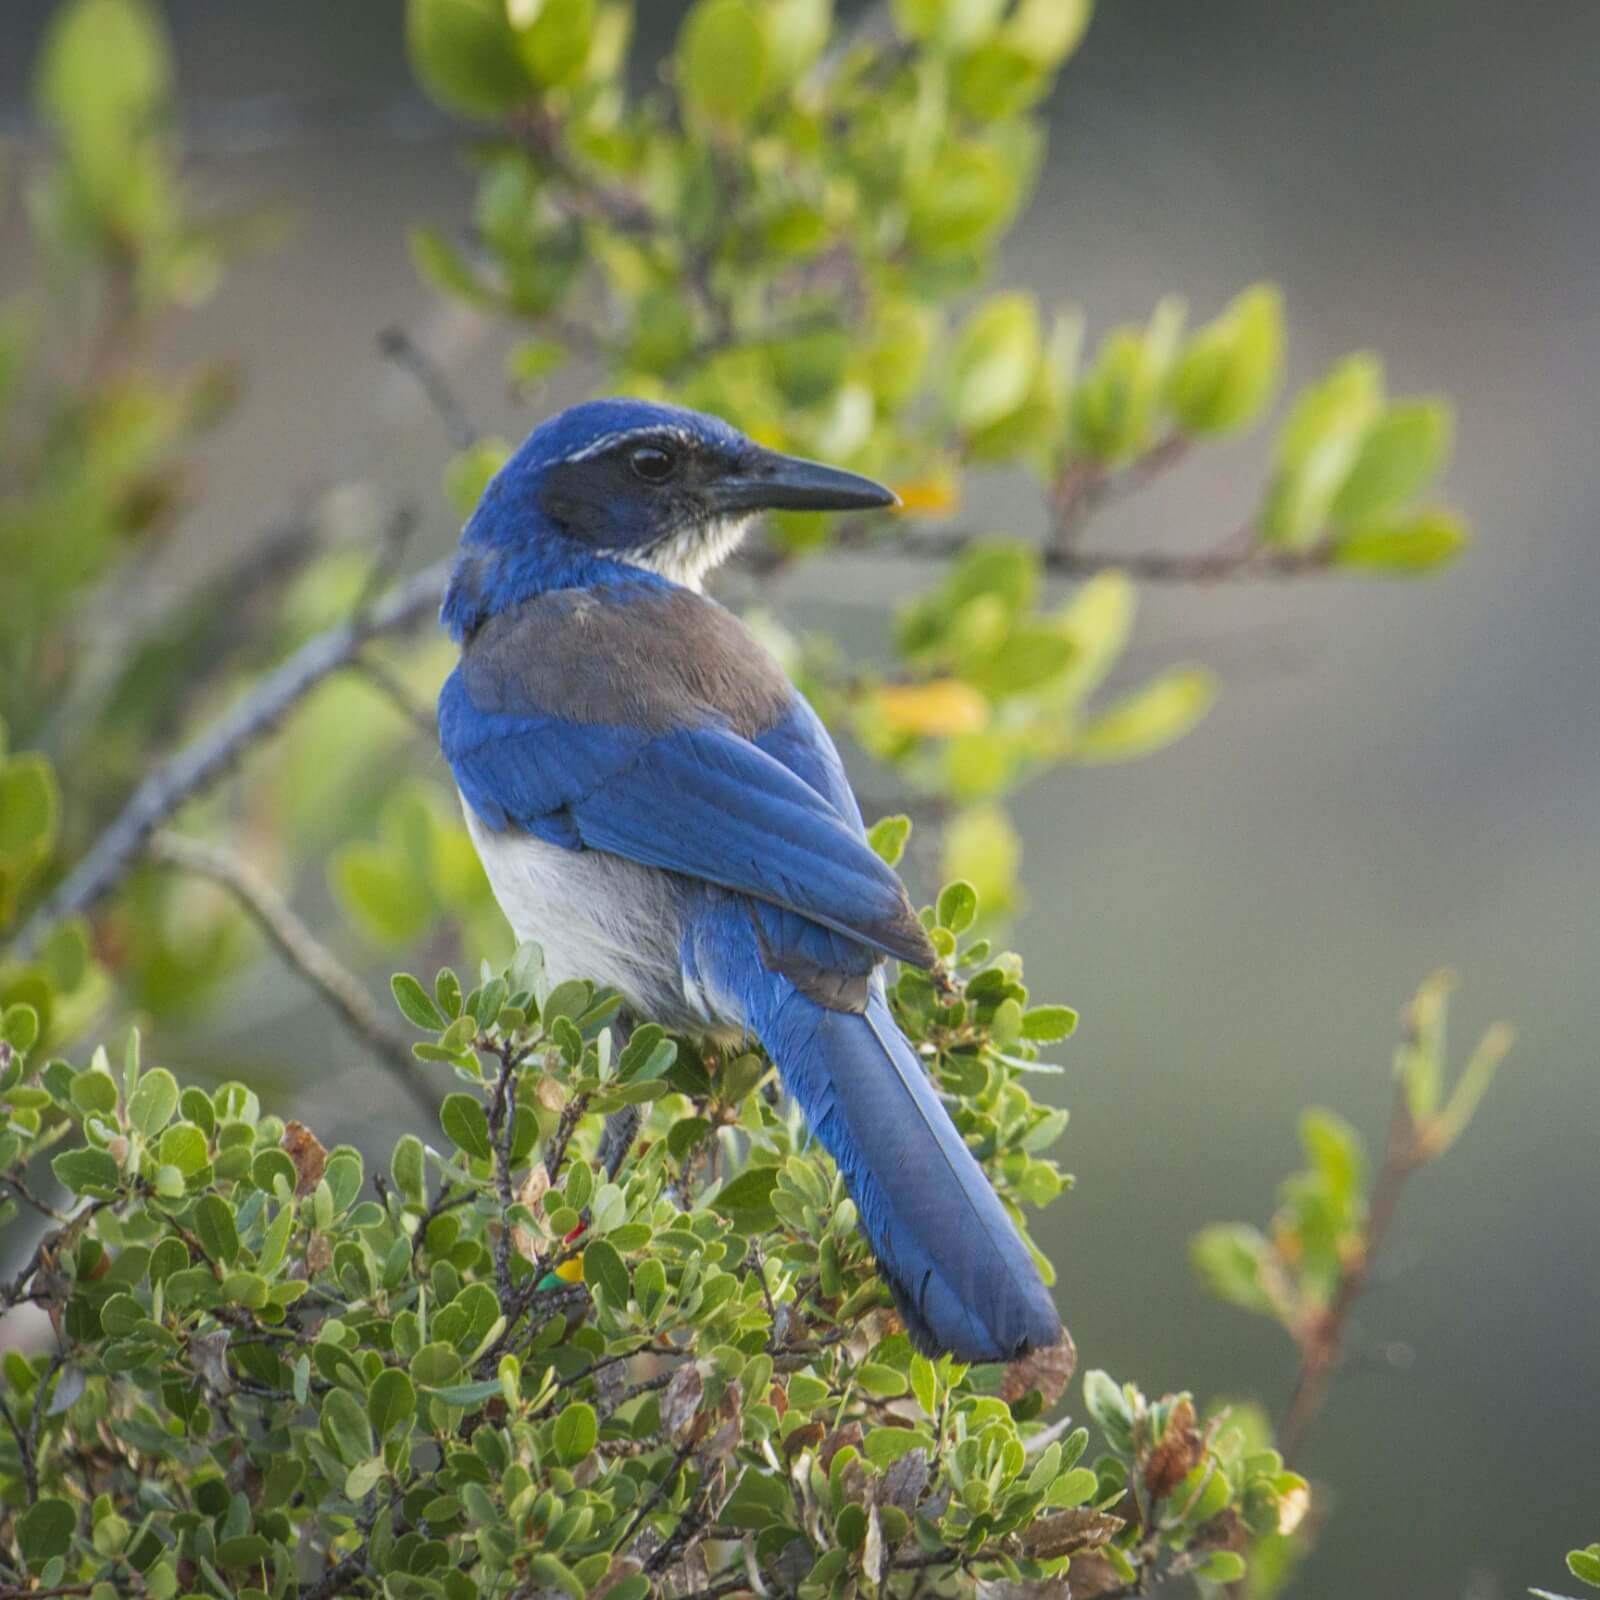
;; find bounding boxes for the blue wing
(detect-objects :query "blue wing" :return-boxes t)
[439,668,932,972]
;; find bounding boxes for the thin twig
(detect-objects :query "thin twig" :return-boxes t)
[298,1553,372,1600]
[23,1351,64,1507]
[147,831,438,1122]
[1277,1088,1422,1465]
[0,1393,35,1502]
[850,523,1328,583]
[349,656,438,740]
[543,1093,591,1187]
[377,326,481,450]
[0,1171,68,1223]
[618,1438,697,1558]
[1049,433,1192,545]
[8,558,450,963]
[491,1048,519,1305]
[411,1187,475,1263]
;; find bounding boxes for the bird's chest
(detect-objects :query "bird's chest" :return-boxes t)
[461,795,713,1029]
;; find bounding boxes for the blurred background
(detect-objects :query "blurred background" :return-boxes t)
[2,2,1596,1595]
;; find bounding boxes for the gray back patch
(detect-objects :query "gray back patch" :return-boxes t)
[462,584,795,738]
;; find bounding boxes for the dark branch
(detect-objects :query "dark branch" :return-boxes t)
[854,523,1330,583]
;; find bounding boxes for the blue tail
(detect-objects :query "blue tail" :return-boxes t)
[749,980,1062,1363]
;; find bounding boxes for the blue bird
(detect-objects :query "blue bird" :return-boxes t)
[437,398,1062,1362]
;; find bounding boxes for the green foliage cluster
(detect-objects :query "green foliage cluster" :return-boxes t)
[1190,972,1512,1335]
[0,875,1289,1600]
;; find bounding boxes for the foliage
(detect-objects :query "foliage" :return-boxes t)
[1190,971,1513,1340]
[0,890,1279,1600]
[1533,1545,1600,1600]
[0,1,1512,1598]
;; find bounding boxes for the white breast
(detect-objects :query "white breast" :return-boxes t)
[461,795,722,1031]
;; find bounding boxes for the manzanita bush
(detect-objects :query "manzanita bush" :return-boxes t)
[1,863,1320,1600]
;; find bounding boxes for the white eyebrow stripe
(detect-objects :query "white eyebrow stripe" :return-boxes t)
[561,425,699,464]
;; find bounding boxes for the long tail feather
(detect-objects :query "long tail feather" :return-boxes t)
[749,980,1062,1362]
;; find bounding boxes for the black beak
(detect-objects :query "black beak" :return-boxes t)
[711,447,898,515]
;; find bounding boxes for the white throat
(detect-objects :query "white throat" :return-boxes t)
[622,515,753,593]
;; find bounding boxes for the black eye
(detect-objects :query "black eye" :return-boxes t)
[628,445,676,483]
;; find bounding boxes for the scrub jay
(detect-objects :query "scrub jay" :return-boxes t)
[438,398,1061,1362]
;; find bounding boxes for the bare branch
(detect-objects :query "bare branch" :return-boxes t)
[833,521,1329,583]
[8,558,450,963]
[146,831,438,1122]
[349,656,439,741]
[377,326,481,450]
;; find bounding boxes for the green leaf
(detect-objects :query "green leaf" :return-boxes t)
[1263,353,1385,548]
[582,1238,630,1310]
[321,1386,375,1467]
[892,0,1006,49]
[126,1066,178,1137]
[0,753,59,866]
[17,1496,76,1567]
[766,0,830,79]
[35,0,172,235]
[392,973,447,1031]
[422,1378,504,1408]
[1020,1005,1078,1042]
[1189,1223,1279,1317]
[406,0,533,117]
[1005,0,1091,64]
[1331,400,1452,525]
[858,1362,909,1399]
[1196,1552,1247,1584]
[936,879,978,934]
[1170,284,1284,436]
[1334,509,1468,573]
[1082,1369,1132,1444]
[867,815,912,867]
[1299,1107,1365,1207]
[1070,667,1216,764]
[529,1554,586,1600]
[1567,1547,1600,1588]
[617,1023,676,1084]
[194,1193,240,1266]
[441,1093,492,1162]
[948,293,1041,433]
[1072,300,1184,463]
[392,1133,427,1203]
[368,1368,417,1440]
[861,1427,933,1467]
[51,1145,120,1195]
[1046,1466,1099,1507]
[679,0,772,127]
[710,1166,780,1232]
[552,1399,598,1464]
[216,1533,274,1570]
[511,0,595,87]
[70,1067,119,1114]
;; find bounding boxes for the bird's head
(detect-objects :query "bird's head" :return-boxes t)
[444,399,895,634]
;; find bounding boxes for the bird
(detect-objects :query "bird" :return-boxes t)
[437,397,1062,1363]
